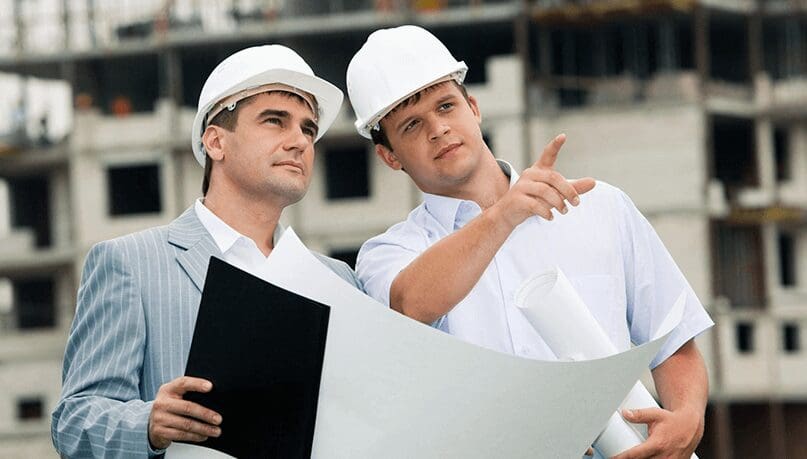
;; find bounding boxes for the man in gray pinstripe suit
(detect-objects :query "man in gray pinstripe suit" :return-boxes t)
[51,45,361,458]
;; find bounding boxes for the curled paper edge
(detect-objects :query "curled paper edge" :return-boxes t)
[515,267,696,458]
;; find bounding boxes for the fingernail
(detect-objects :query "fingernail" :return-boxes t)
[214,415,222,424]
[623,409,633,417]
[561,207,567,215]
[213,427,221,437]
[572,196,580,206]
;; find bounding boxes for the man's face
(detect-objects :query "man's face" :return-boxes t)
[376,82,485,196]
[213,91,318,205]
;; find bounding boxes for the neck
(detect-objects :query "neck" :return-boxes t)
[447,155,510,209]
[203,182,284,257]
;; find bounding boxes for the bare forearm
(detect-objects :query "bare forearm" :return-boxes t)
[388,135,595,324]
[390,205,514,323]
[652,340,708,420]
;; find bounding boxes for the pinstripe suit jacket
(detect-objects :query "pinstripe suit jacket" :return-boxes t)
[51,206,360,458]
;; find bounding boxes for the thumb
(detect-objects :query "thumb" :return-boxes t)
[622,407,663,424]
[571,177,596,195]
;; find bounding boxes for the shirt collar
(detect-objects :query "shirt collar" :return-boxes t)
[194,198,285,254]
[423,159,518,232]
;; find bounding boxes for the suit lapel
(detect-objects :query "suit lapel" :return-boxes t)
[168,206,222,293]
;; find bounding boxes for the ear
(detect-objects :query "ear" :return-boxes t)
[375,144,403,171]
[202,125,226,161]
[468,95,482,124]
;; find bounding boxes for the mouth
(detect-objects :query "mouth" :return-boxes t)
[435,143,461,160]
[273,160,304,173]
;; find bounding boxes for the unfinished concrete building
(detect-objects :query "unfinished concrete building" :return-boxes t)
[0,0,805,457]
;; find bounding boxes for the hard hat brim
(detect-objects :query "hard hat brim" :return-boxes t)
[191,68,343,167]
[353,63,467,139]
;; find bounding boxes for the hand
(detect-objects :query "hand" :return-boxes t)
[611,407,704,459]
[148,376,223,450]
[494,134,596,229]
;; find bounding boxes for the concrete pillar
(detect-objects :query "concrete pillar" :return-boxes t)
[658,19,678,73]
[755,118,776,193]
[761,222,778,303]
[55,269,75,332]
[791,124,807,192]
[0,179,9,238]
[50,169,71,250]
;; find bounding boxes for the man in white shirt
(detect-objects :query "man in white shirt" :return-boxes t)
[347,25,713,459]
[52,45,360,458]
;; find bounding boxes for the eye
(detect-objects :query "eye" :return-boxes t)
[265,117,282,126]
[403,119,420,133]
[302,126,317,138]
[438,102,454,111]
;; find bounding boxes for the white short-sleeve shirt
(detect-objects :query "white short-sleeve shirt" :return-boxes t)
[357,161,713,369]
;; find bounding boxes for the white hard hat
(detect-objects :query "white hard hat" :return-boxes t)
[347,25,468,139]
[191,44,343,167]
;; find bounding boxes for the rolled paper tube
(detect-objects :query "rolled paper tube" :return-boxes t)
[514,268,697,459]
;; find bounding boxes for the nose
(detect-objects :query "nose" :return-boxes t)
[427,116,450,142]
[283,126,311,153]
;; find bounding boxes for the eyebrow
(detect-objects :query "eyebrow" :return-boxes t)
[257,109,319,136]
[394,94,458,133]
[302,118,319,137]
[257,109,290,121]
[435,94,457,106]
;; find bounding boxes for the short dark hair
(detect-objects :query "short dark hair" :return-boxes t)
[201,91,317,195]
[370,80,470,151]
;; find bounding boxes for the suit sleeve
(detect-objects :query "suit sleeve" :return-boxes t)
[51,239,162,458]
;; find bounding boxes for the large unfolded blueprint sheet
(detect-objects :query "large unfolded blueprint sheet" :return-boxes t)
[168,229,680,459]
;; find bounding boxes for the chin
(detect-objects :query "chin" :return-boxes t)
[267,180,307,204]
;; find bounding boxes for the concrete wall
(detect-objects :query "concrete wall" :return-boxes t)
[530,104,707,214]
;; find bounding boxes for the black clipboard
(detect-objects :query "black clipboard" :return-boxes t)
[181,257,330,459]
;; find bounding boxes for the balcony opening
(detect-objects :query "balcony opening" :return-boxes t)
[7,175,51,248]
[74,55,159,115]
[782,323,800,353]
[324,145,370,201]
[16,397,44,421]
[696,403,720,458]
[709,13,749,83]
[329,247,360,270]
[774,127,791,182]
[763,17,806,81]
[730,403,774,457]
[106,164,162,216]
[438,24,514,85]
[713,222,766,308]
[181,50,227,108]
[711,116,757,199]
[12,277,55,330]
[736,322,754,353]
[784,403,807,458]
[778,232,796,287]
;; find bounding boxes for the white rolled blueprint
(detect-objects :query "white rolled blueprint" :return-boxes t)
[514,267,697,458]
[167,230,680,459]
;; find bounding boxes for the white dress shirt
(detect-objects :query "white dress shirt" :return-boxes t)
[194,199,285,283]
[357,161,713,369]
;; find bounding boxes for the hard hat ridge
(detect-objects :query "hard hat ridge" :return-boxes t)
[191,44,343,167]
[347,25,468,139]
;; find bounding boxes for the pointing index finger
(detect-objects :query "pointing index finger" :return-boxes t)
[535,133,566,169]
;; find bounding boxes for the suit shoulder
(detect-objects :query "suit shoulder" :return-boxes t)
[85,225,172,266]
[102,225,170,250]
